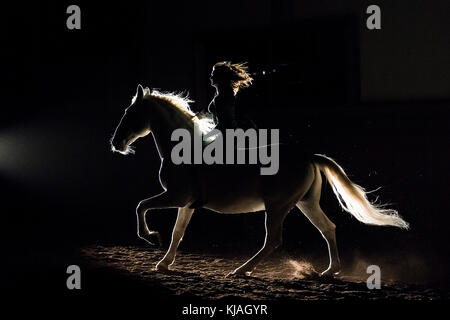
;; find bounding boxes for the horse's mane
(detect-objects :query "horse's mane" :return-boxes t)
[139,87,215,134]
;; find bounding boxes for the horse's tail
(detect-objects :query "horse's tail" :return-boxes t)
[312,154,409,229]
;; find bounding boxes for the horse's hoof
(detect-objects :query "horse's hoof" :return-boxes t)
[138,231,162,247]
[320,267,341,277]
[225,271,238,278]
[155,261,169,272]
[225,269,252,278]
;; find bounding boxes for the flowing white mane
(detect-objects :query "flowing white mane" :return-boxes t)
[138,87,215,134]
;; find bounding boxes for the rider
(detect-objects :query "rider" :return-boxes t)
[207,61,253,132]
[189,61,254,209]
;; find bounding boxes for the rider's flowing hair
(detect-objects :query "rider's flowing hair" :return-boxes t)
[213,61,253,95]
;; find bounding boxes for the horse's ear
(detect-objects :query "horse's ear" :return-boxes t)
[136,84,144,100]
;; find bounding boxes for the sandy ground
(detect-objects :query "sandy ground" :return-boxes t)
[81,245,446,301]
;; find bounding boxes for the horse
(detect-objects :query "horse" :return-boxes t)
[110,84,409,277]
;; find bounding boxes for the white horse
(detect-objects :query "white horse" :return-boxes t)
[110,85,409,277]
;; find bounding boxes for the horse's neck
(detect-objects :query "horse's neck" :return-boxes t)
[147,99,195,159]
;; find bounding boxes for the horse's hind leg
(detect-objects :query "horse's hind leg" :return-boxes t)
[297,166,341,276]
[229,204,290,277]
[156,206,194,271]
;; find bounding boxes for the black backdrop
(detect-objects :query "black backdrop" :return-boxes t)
[2,0,450,298]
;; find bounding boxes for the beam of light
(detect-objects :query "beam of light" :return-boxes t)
[0,116,96,193]
[0,126,46,180]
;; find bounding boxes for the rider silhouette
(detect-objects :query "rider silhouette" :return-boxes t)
[189,61,254,209]
[207,61,253,132]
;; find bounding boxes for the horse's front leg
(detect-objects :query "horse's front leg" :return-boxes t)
[229,205,289,277]
[156,206,194,271]
[136,191,187,246]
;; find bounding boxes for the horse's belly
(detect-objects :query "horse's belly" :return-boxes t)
[204,198,265,214]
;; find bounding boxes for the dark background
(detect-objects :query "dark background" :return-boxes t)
[2,0,450,298]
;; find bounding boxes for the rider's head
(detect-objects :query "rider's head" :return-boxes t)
[210,61,253,95]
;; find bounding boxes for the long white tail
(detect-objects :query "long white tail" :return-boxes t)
[313,154,409,229]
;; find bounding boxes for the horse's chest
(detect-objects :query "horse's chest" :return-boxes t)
[158,162,191,189]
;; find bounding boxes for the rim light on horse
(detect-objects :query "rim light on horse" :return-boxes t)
[110,84,409,277]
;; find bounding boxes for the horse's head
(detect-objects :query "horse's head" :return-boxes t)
[111,84,151,155]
